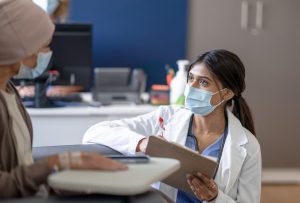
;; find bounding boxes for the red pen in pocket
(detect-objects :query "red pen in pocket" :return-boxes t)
[159,116,165,138]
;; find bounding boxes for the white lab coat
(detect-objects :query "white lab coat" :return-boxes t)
[83,106,261,203]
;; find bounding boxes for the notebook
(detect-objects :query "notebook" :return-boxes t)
[145,136,217,194]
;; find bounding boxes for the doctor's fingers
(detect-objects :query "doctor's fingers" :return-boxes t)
[195,172,218,191]
[187,174,218,201]
[74,153,128,171]
[187,176,215,201]
[188,180,205,200]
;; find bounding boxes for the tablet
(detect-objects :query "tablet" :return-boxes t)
[106,155,150,164]
[145,136,217,194]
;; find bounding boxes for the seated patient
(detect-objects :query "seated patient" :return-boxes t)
[83,49,262,203]
[0,0,126,198]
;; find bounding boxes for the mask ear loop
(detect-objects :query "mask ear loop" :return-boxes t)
[214,98,226,108]
[210,88,227,107]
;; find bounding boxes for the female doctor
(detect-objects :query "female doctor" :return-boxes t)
[83,49,262,203]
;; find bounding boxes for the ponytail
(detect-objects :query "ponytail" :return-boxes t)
[232,96,256,135]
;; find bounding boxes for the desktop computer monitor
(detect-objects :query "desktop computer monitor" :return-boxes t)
[49,23,93,91]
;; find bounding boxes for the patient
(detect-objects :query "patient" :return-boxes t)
[0,0,126,198]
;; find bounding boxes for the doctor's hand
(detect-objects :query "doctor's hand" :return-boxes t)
[47,152,128,171]
[136,138,149,153]
[187,172,218,202]
[136,136,168,153]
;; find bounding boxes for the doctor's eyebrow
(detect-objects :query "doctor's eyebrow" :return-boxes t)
[188,72,213,82]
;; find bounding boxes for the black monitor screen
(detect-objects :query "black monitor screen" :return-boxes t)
[49,23,92,91]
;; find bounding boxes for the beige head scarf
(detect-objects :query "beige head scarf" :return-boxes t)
[0,0,55,66]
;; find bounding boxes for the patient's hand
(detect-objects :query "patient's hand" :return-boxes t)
[48,152,128,171]
[72,152,128,171]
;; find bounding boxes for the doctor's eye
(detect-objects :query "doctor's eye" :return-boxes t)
[187,73,194,82]
[199,79,209,87]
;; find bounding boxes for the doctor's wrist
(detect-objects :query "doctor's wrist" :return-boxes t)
[136,138,144,152]
[207,190,218,202]
[136,138,148,152]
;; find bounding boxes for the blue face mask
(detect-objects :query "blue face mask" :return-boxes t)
[47,0,60,15]
[15,51,52,79]
[184,84,226,116]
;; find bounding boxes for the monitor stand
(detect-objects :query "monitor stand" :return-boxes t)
[28,81,61,108]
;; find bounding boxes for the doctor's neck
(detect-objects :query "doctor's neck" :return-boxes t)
[193,108,227,136]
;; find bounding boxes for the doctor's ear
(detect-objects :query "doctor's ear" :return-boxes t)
[223,89,235,101]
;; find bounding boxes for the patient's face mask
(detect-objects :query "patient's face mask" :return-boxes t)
[15,51,52,79]
[184,84,226,116]
[47,0,60,15]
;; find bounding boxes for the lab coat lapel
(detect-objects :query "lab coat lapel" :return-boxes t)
[158,107,192,200]
[167,107,192,146]
[222,110,248,193]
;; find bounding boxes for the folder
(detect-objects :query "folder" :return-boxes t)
[145,136,217,194]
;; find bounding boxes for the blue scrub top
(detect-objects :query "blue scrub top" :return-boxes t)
[176,116,226,203]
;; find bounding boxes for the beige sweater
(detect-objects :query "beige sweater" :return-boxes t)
[0,82,52,198]
[0,89,33,166]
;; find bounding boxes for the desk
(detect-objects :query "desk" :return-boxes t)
[27,104,157,147]
[32,144,122,160]
[1,191,169,203]
[28,145,175,203]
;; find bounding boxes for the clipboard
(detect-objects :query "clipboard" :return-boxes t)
[145,136,217,194]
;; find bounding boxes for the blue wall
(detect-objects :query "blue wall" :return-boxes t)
[69,0,188,89]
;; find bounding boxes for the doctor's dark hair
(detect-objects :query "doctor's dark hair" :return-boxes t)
[187,49,256,135]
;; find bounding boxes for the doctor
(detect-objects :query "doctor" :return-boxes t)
[83,49,262,203]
